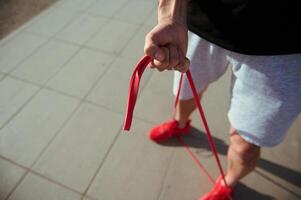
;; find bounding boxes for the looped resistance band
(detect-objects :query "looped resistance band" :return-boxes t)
[123,55,228,187]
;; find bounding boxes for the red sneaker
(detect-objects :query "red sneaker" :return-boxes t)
[149,119,192,142]
[200,176,234,200]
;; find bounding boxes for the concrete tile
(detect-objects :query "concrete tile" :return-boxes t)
[33,103,123,192]
[0,89,79,167]
[158,133,228,200]
[0,32,48,73]
[86,0,128,18]
[0,73,4,80]
[134,71,174,123]
[55,0,97,12]
[26,7,78,36]
[0,30,22,47]
[56,14,108,45]
[47,49,114,98]
[237,168,301,200]
[0,77,39,128]
[87,57,153,112]
[8,173,82,200]
[14,1,64,33]
[0,3,59,44]
[261,115,301,170]
[86,20,138,54]
[114,0,155,25]
[253,118,301,200]
[86,119,174,200]
[11,39,79,85]
[145,11,157,27]
[158,148,207,200]
[0,159,26,200]
[121,25,152,59]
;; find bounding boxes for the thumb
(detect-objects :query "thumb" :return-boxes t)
[144,43,165,62]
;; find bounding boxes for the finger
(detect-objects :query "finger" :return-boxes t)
[174,50,189,72]
[178,58,190,72]
[153,47,170,71]
[168,45,180,70]
[177,49,186,69]
[144,33,165,61]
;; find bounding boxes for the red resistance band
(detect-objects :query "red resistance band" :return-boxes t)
[123,55,228,187]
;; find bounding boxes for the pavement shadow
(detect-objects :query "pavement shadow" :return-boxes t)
[234,182,276,200]
[159,127,301,199]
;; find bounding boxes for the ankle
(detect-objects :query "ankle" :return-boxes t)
[174,118,189,128]
[221,175,238,188]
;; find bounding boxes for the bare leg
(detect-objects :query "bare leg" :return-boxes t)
[174,86,208,128]
[224,127,261,187]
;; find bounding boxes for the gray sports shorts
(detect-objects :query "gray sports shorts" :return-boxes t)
[173,32,301,147]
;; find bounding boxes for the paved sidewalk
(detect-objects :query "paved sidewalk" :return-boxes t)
[0,0,300,200]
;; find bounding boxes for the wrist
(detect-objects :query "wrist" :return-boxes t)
[158,0,187,26]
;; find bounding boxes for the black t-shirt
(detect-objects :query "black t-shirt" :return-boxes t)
[187,0,301,55]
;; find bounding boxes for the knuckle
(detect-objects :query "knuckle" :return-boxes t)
[171,56,179,67]
[144,32,159,54]
[179,56,185,65]
[154,60,168,69]
[146,31,158,42]
[144,45,152,55]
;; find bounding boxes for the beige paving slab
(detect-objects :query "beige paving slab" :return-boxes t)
[0,2,59,45]
[87,57,152,112]
[11,39,79,85]
[134,71,175,123]
[33,102,123,192]
[158,147,210,200]
[261,115,301,172]
[86,19,138,54]
[252,117,301,199]
[0,159,26,200]
[25,7,78,37]
[158,130,228,200]
[114,0,155,25]
[56,14,107,45]
[47,48,114,98]
[121,25,152,59]
[86,0,128,18]
[0,32,48,73]
[55,0,97,12]
[145,11,157,27]
[15,1,65,32]
[86,119,174,200]
[0,29,22,47]
[0,77,39,128]
[0,89,79,167]
[8,173,82,200]
[237,168,301,200]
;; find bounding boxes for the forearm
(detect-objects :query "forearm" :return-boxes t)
[158,0,187,25]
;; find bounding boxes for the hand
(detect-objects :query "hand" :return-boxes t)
[144,18,190,72]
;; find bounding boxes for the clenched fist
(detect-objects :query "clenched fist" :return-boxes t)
[144,19,190,72]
